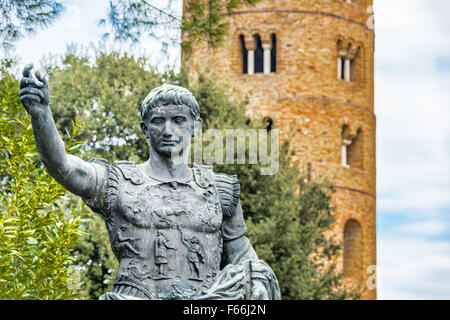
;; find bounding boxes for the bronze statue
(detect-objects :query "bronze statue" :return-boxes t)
[19,63,280,300]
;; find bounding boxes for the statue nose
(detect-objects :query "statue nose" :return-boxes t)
[163,122,174,136]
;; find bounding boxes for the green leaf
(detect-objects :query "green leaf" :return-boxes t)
[26,238,38,245]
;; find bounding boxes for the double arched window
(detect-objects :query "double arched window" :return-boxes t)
[240,33,277,74]
[337,40,361,82]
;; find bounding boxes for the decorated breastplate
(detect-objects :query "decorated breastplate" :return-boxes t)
[105,162,228,299]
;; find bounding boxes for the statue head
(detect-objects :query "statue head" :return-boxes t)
[191,236,199,244]
[140,84,202,158]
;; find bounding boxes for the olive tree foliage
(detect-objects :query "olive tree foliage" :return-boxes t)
[47,50,358,300]
[0,60,86,299]
[0,0,65,52]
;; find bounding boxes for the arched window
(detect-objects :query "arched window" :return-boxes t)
[240,33,276,75]
[341,126,364,169]
[350,46,363,83]
[271,33,277,72]
[344,219,363,280]
[341,125,352,167]
[337,40,361,82]
[337,40,345,80]
[348,128,363,169]
[239,34,248,74]
[253,34,264,73]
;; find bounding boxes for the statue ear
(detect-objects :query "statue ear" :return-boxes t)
[140,121,148,137]
[193,118,202,137]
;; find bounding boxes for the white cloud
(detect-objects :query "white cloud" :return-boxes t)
[378,235,450,299]
[375,1,450,213]
[392,219,449,237]
[376,73,450,211]
[379,191,449,212]
[374,0,450,65]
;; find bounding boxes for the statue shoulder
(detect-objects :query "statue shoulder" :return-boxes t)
[214,172,241,219]
[83,158,121,215]
[192,163,214,188]
[113,160,145,185]
[192,163,240,218]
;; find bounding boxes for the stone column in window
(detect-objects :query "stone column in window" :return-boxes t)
[248,51,255,75]
[344,58,351,81]
[262,41,272,74]
[337,56,343,79]
[245,36,256,75]
[342,138,352,167]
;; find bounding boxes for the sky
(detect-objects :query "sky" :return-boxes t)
[374,0,450,299]
[9,0,450,299]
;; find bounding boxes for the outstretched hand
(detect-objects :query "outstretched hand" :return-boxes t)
[19,63,50,116]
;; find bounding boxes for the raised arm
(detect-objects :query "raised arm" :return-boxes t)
[19,64,103,198]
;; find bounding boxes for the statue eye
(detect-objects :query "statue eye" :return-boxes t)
[173,116,186,124]
[151,117,164,124]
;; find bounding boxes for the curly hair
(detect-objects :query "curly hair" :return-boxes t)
[140,84,201,121]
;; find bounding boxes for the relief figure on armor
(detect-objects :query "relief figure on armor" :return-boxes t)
[179,228,205,281]
[155,230,176,278]
[152,194,190,227]
[113,225,139,259]
[19,64,281,300]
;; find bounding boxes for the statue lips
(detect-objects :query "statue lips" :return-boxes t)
[161,140,178,146]
[160,137,181,147]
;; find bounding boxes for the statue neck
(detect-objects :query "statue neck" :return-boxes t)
[146,150,191,182]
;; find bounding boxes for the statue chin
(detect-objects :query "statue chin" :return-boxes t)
[99,259,280,300]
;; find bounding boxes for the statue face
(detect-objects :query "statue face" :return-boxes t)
[141,104,195,158]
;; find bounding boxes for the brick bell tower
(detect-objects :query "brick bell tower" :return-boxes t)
[183,0,376,300]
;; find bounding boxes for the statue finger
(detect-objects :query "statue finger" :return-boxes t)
[20,77,44,89]
[20,87,45,100]
[22,63,34,78]
[20,94,41,104]
[35,70,47,87]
